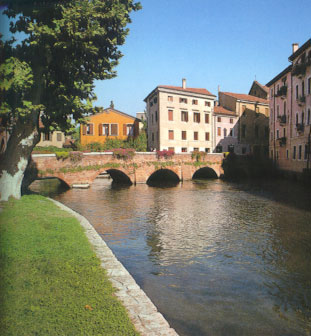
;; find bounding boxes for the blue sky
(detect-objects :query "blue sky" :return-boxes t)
[1,0,311,116]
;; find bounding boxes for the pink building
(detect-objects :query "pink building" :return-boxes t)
[267,39,311,173]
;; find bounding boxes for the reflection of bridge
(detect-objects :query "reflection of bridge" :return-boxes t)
[32,152,224,187]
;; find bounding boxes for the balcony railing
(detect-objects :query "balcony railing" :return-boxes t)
[277,137,286,146]
[277,114,287,125]
[296,123,304,132]
[275,85,287,97]
[298,95,306,106]
[292,62,307,77]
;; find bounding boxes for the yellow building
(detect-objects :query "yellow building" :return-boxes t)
[80,107,140,146]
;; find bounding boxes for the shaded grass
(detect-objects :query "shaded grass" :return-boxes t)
[0,195,139,336]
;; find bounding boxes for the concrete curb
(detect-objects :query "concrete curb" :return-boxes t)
[49,198,179,336]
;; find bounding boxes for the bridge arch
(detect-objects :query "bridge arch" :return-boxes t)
[192,166,218,179]
[105,169,133,185]
[28,177,70,194]
[147,168,180,187]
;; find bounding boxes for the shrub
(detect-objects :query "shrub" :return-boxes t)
[156,149,174,159]
[69,151,83,163]
[191,151,206,162]
[86,142,104,152]
[55,151,69,160]
[112,148,135,160]
[33,146,72,154]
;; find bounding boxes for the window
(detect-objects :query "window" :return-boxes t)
[217,116,221,122]
[230,128,233,136]
[205,148,210,153]
[308,78,311,94]
[216,146,223,153]
[296,113,299,124]
[302,81,305,97]
[110,124,118,136]
[271,88,273,97]
[182,147,187,152]
[151,114,154,124]
[205,101,211,107]
[205,113,210,124]
[169,130,174,140]
[154,97,158,104]
[180,97,187,104]
[43,132,50,141]
[100,124,109,136]
[168,109,174,121]
[255,125,259,138]
[217,127,221,136]
[181,111,188,122]
[193,147,199,151]
[296,85,299,99]
[308,109,310,124]
[305,145,308,160]
[182,131,187,140]
[276,129,279,139]
[205,132,210,141]
[192,99,198,105]
[277,105,279,116]
[125,124,134,136]
[155,111,158,122]
[293,146,296,159]
[193,112,200,123]
[283,101,286,115]
[242,125,246,138]
[56,132,62,141]
[286,149,289,159]
[298,145,302,160]
[230,118,233,124]
[168,95,173,102]
[302,112,304,124]
[86,123,94,135]
[194,131,198,140]
[224,128,227,137]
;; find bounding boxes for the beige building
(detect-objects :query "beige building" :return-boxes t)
[144,79,216,153]
[267,39,311,173]
[218,91,269,156]
[37,130,67,148]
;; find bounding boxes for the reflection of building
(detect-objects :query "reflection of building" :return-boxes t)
[144,79,216,153]
[216,91,269,156]
[213,106,238,153]
[267,39,311,173]
[0,118,10,153]
[80,107,140,146]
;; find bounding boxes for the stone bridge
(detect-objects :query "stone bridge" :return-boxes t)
[31,152,224,187]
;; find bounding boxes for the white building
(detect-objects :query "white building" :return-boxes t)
[144,79,216,153]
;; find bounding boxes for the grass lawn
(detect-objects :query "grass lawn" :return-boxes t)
[0,195,139,336]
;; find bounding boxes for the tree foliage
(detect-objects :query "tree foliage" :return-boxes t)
[0,0,141,131]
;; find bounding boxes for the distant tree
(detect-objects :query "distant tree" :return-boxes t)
[0,0,141,200]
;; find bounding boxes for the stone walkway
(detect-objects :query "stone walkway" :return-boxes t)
[51,199,179,336]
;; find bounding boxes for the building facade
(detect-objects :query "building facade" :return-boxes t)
[80,107,140,146]
[218,91,269,156]
[213,106,239,153]
[144,79,216,153]
[267,39,311,173]
[37,131,67,148]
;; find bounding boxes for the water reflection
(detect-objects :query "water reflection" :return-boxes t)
[33,177,311,336]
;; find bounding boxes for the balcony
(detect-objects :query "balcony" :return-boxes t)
[275,85,287,98]
[277,114,287,125]
[292,62,307,78]
[277,137,287,146]
[297,95,305,106]
[296,123,304,133]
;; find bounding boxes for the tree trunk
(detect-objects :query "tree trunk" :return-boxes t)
[0,118,40,201]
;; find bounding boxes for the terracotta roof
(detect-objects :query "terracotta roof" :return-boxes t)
[221,92,269,104]
[158,85,216,97]
[214,106,237,116]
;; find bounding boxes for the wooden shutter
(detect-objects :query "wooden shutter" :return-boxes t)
[168,110,173,121]
[111,124,118,136]
[89,123,94,135]
[185,112,188,122]
[82,125,86,135]
[205,114,209,124]
[98,124,102,136]
[123,124,127,136]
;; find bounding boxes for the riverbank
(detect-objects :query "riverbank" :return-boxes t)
[0,195,139,335]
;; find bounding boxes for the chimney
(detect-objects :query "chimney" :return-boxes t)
[292,43,299,54]
[182,78,186,89]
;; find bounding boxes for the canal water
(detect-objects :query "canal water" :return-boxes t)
[30,177,311,336]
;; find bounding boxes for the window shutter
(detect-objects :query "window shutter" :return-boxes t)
[98,124,102,136]
[89,123,94,135]
[123,124,127,135]
[82,125,86,135]
[186,113,188,122]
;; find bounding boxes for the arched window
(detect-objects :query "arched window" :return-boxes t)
[283,101,286,115]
